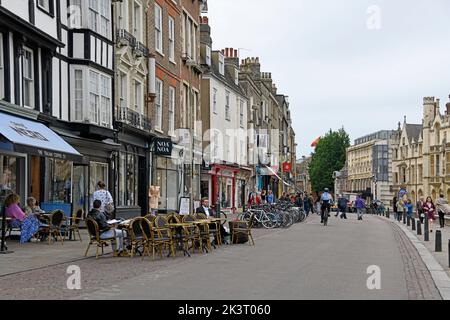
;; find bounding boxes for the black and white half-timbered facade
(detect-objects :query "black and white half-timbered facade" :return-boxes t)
[0,0,117,217]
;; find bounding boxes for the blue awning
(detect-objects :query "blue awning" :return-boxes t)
[0,112,83,162]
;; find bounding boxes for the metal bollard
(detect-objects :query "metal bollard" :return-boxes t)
[417,220,422,235]
[448,240,450,268]
[407,216,410,227]
[403,209,406,224]
[412,218,416,231]
[424,218,429,241]
[386,208,390,219]
[435,230,442,252]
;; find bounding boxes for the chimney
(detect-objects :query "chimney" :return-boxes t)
[240,56,260,79]
[446,95,450,115]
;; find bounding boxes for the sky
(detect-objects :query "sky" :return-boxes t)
[207,0,450,158]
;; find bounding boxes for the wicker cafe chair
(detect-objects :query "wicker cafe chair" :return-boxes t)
[153,215,176,258]
[144,214,157,224]
[195,212,221,247]
[230,212,256,246]
[181,214,202,253]
[84,218,116,259]
[63,209,84,242]
[39,210,65,245]
[194,214,212,252]
[129,217,145,258]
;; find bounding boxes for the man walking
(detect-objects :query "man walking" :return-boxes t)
[337,195,349,219]
[355,196,366,221]
[435,194,450,228]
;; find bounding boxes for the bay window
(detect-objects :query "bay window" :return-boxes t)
[155,4,162,53]
[23,47,35,109]
[155,78,163,130]
[72,67,112,128]
[100,0,110,37]
[89,0,99,33]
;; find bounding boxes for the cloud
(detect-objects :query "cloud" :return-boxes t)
[208,0,450,156]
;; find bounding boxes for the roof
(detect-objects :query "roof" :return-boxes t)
[404,124,423,142]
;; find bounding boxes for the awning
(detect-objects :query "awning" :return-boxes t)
[0,112,83,162]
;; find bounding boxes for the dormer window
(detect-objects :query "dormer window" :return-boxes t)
[219,54,224,75]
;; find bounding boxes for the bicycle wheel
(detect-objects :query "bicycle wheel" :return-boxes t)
[261,213,275,229]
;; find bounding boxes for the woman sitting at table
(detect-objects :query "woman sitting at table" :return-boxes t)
[4,193,40,243]
[87,199,126,256]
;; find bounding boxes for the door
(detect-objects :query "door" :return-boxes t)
[73,165,88,216]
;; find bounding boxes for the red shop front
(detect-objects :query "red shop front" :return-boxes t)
[210,164,240,213]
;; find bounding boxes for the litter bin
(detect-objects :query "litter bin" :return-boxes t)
[229,221,248,244]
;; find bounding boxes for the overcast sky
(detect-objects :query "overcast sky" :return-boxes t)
[207,0,450,157]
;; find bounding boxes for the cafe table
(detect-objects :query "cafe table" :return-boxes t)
[166,222,193,257]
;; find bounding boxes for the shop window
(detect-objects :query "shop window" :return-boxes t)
[89,162,108,207]
[45,159,72,204]
[0,156,18,205]
[0,33,4,100]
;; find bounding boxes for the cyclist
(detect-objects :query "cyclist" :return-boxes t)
[320,188,333,224]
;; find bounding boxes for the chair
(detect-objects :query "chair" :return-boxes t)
[140,217,154,260]
[153,215,175,258]
[230,212,256,245]
[84,218,116,259]
[144,214,157,224]
[181,214,202,253]
[128,217,145,258]
[39,210,65,245]
[195,212,221,247]
[63,209,84,242]
[193,214,213,252]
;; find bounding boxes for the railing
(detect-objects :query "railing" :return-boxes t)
[116,106,151,132]
[134,41,150,58]
[116,29,136,48]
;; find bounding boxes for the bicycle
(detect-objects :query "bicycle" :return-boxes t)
[321,202,331,226]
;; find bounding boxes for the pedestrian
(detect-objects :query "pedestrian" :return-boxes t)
[396,197,405,222]
[267,190,274,204]
[303,192,310,216]
[315,196,321,215]
[92,181,114,219]
[417,197,425,224]
[435,194,450,229]
[355,196,365,221]
[337,195,349,219]
[295,193,304,208]
[261,189,266,203]
[393,196,398,220]
[405,199,413,219]
[423,196,436,233]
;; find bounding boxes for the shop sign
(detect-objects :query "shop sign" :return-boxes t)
[154,138,173,156]
[282,162,292,173]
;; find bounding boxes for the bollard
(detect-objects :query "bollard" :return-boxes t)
[448,240,450,268]
[407,216,410,227]
[435,230,442,252]
[412,218,416,231]
[403,209,406,224]
[387,208,390,219]
[424,218,429,241]
[417,220,422,235]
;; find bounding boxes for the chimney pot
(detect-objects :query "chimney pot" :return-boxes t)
[234,49,238,58]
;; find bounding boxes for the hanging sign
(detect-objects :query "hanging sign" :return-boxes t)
[154,138,173,156]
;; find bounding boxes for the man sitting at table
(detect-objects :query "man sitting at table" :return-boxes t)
[196,198,213,217]
[87,200,126,256]
[195,198,230,244]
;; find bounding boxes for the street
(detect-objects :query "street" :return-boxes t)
[0,213,442,300]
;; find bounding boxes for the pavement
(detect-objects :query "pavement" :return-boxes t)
[0,213,444,300]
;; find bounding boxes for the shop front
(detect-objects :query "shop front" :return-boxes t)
[0,112,82,215]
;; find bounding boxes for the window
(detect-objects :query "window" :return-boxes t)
[206,46,211,66]
[225,91,230,120]
[118,0,128,30]
[182,84,188,128]
[155,78,163,130]
[0,33,4,100]
[219,54,224,75]
[38,0,52,13]
[192,24,197,61]
[436,155,440,176]
[89,70,111,127]
[187,18,192,58]
[155,4,162,53]
[133,1,142,41]
[89,0,110,37]
[213,131,219,159]
[431,155,435,178]
[169,86,175,134]
[182,13,187,54]
[168,16,175,62]
[134,80,142,114]
[23,47,34,109]
[119,72,127,109]
[239,99,245,127]
[74,70,83,120]
[212,88,217,114]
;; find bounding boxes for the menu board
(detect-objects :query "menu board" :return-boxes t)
[179,197,191,215]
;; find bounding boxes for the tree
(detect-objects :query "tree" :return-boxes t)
[308,128,350,193]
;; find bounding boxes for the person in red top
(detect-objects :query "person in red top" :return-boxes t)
[423,196,436,233]
[255,192,262,206]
